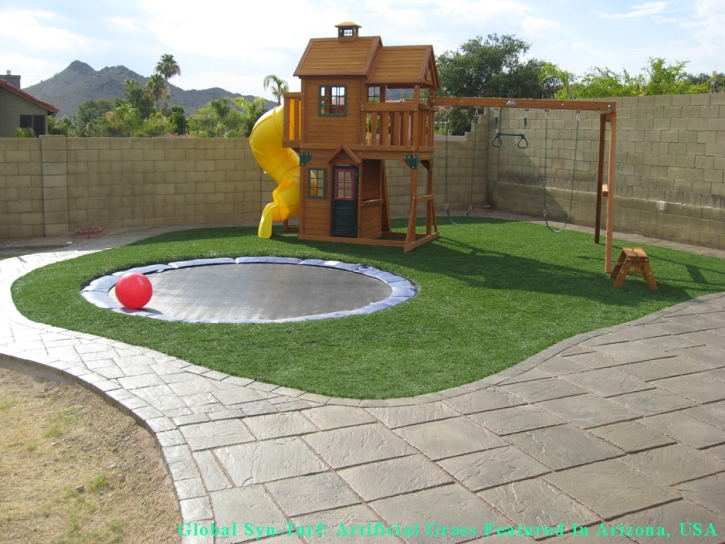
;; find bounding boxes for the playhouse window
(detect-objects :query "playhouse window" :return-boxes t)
[319,85,346,116]
[334,169,355,200]
[368,86,380,103]
[308,168,327,198]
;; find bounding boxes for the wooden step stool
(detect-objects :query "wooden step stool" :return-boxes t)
[610,248,657,290]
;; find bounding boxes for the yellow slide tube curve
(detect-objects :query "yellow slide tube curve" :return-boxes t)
[249,105,300,238]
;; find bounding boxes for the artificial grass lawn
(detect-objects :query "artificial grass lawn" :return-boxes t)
[11,218,725,399]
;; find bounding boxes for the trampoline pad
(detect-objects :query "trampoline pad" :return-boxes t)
[82,258,417,323]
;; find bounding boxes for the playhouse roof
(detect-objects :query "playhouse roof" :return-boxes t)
[294,37,381,77]
[366,45,439,89]
[294,35,440,89]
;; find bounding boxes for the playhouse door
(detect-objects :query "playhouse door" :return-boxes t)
[331,167,358,238]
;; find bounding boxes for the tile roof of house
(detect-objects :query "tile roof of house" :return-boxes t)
[0,78,59,114]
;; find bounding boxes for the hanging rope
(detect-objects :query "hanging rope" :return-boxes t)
[543,109,580,233]
[444,107,478,225]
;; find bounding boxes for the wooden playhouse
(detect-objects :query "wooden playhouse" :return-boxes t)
[275,23,619,270]
[282,22,442,252]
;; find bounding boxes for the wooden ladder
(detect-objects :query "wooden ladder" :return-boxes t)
[610,248,658,290]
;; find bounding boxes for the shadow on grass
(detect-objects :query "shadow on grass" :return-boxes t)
[272,217,721,308]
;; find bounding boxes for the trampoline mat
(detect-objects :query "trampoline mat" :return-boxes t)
[110,263,394,322]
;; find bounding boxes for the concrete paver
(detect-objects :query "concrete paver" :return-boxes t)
[266,472,361,517]
[638,412,725,449]
[478,478,600,537]
[587,420,675,452]
[338,454,452,501]
[537,393,640,428]
[543,459,679,519]
[674,473,725,517]
[393,417,507,460]
[214,438,326,486]
[2,222,725,543]
[505,424,623,470]
[438,446,550,491]
[613,499,725,544]
[370,485,507,544]
[618,443,725,486]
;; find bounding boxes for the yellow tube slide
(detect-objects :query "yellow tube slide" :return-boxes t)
[249,106,300,238]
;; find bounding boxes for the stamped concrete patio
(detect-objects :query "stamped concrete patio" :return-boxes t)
[1,220,724,544]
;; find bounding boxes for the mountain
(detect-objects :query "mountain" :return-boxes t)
[24,61,277,118]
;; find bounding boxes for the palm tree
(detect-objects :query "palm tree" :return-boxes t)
[263,75,289,106]
[233,96,267,135]
[155,54,181,113]
[209,98,232,136]
[541,63,575,99]
[145,74,168,112]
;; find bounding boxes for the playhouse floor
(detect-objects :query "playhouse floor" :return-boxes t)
[2,216,725,543]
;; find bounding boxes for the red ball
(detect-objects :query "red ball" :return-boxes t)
[116,272,153,310]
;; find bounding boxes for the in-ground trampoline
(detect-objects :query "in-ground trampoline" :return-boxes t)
[82,257,417,323]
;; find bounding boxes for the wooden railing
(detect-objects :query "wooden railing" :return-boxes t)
[283,92,302,146]
[361,102,435,149]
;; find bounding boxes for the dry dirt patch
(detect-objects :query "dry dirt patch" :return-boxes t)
[0,367,181,543]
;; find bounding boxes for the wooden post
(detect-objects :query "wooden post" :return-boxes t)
[594,113,607,244]
[405,166,419,248]
[426,164,432,236]
[605,112,617,274]
[381,161,391,232]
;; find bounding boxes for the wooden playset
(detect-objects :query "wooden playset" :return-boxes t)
[263,23,620,271]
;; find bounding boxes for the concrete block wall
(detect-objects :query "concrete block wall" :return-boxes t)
[488,93,725,248]
[0,136,274,238]
[1,93,724,249]
[65,137,268,231]
[0,138,44,238]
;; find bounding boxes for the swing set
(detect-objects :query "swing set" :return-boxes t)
[431,96,618,272]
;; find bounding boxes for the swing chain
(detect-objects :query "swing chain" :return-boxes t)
[543,109,580,233]
[444,106,477,225]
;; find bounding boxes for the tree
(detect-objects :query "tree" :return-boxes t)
[541,63,576,99]
[437,34,551,134]
[105,103,141,136]
[145,74,168,111]
[569,58,710,98]
[136,112,173,137]
[75,98,124,136]
[263,74,289,106]
[48,116,72,136]
[124,78,155,119]
[155,54,181,113]
[233,96,267,136]
[169,105,187,135]
[209,97,232,134]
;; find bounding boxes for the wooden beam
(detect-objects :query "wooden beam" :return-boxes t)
[594,113,607,244]
[605,112,617,274]
[381,161,391,232]
[426,164,434,236]
[406,167,419,246]
[430,96,616,113]
[298,232,439,251]
[404,232,441,252]
[299,234,405,248]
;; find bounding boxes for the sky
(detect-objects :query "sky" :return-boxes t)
[1,0,722,102]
